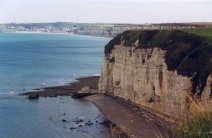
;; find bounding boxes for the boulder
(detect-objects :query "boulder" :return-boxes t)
[28,94,39,100]
[78,86,90,93]
[72,86,95,98]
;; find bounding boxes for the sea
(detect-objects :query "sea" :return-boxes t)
[0,33,111,138]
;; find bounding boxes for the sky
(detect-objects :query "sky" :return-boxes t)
[0,0,212,24]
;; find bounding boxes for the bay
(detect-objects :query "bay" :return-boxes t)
[0,33,110,138]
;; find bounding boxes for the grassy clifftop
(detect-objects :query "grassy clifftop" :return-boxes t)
[183,27,212,43]
[104,30,212,98]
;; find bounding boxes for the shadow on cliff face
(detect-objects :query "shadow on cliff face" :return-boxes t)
[104,30,212,98]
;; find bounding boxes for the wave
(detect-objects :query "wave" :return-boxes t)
[0,91,16,95]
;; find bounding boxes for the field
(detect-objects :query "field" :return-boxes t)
[183,27,212,43]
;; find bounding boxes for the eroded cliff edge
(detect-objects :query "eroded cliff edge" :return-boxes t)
[98,30,212,119]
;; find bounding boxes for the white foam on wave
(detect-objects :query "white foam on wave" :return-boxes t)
[9,91,15,94]
[94,73,100,76]
[0,91,16,95]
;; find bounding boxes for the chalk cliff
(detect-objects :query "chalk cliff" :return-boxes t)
[98,30,212,119]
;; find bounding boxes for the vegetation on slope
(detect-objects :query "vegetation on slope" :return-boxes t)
[104,30,212,98]
[177,113,212,138]
[183,27,212,43]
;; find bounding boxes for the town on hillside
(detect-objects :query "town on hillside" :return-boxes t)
[0,22,210,37]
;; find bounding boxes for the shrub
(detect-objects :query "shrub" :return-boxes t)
[177,112,212,138]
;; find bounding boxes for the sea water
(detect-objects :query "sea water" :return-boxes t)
[0,33,111,138]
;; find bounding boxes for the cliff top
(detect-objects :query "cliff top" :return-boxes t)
[184,27,212,43]
[105,30,212,98]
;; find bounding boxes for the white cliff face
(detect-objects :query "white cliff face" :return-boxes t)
[98,44,212,119]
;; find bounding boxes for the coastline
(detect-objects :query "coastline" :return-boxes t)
[21,75,130,137]
[21,75,175,137]
[21,76,99,97]
[10,31,74,35]
[74,33,113,39]
[1,32,114,137]
[4,31,112,39]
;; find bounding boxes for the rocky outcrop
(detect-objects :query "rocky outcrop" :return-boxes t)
[98,30,212,119]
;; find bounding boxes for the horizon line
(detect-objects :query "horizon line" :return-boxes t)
[1,21,212,25]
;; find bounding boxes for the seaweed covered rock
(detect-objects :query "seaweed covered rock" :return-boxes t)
[28,94,39,100]
[72,86,95,98]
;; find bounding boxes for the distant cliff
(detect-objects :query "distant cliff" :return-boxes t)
[98,30,212,119]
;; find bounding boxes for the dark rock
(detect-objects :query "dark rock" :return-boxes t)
[85,120,94,126]
[76,119,83,124]
[88,122,93,126]
[72,92,95,98]
[70,127,76,130]
[28,94,39,100]
[81,130,88,133]
[62,119,67,122]
[99,120,115,127]
[49,95,57,97]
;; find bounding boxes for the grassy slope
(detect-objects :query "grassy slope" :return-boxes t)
[177,113,212,138]
[183,27,212,43]
[179,28,212,138]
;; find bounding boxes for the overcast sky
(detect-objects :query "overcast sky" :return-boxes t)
[0,0,211,24]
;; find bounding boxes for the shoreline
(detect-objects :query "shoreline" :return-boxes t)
[21,75,175,137]
[21,75,130,137]
[3,31,112,39]
[21,76,100,97]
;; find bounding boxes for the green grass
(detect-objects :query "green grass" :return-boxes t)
[177,113,212,138]
[183,28,212,43]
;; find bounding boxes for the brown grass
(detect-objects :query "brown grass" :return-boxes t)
[177,94,212,138]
